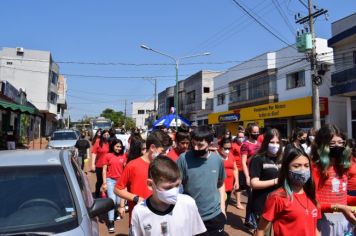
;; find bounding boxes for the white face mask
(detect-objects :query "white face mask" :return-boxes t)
[268,143,280,155]
[152,151,160,159]
[238,138,245,143]
[224,149,230,154]
[155,186,179,205]
[309,136,315,142]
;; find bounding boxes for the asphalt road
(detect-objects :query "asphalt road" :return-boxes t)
[86,171,252,236]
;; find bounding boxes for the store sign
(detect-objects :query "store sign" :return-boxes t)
[218,113,240,123]
[241,97,312,121]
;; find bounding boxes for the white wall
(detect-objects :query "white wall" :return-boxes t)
[131,101,155,129]
[213,52,275,113]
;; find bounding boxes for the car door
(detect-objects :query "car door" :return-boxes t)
[70,158,99,236]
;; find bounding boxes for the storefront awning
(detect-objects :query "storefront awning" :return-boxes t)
[0,99,37,115]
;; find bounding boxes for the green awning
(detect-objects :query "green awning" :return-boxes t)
[0,99,37,115]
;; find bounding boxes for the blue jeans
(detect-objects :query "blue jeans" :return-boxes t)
[107,178,120,221]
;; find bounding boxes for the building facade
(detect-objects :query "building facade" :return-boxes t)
[209,38,345,138]
[131,101,155,129]
[329,13,356,138]
[0,47,63,136]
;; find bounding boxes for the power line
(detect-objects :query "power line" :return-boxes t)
[297,0,308,9]
[271,0,296,36]
[231,0,295,48]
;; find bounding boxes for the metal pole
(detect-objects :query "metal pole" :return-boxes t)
[154,78,157,113]
[308,0,321,130]
[124,99,127,129]
[175,61,179,131]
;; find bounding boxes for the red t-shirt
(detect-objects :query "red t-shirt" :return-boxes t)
[263,188,320,236]
[222,152,235,191]
[312,165,348,212]
[240,141,261,165]
[103,153,127,180]
[91,140,109,168]
[232,142,242,171]
[348,157,356,191]
[167,148,181,162]
[116,157,152,215]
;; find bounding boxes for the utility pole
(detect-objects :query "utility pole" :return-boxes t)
[154,78,157,113]
[295,0,328,130]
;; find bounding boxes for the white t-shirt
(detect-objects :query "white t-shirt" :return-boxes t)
[130,194,206,236]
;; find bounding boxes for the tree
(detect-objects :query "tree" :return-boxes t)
[100,108,136,130]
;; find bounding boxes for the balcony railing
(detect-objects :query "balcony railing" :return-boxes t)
[331,67,356,86]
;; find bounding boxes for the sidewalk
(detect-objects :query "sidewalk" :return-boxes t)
[25,138,48,150]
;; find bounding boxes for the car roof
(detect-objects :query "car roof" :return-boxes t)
[0,150,66,167]
[54,129,77,133]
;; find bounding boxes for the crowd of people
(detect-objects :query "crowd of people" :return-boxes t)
[75,123,356,236]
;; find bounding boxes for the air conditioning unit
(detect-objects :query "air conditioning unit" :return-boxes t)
[16,47,24,53]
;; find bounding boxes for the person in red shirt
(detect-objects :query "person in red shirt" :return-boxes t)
[102,139,127,233]
[256,147,320,236]
[218,137,239,213]
[347,139,356,196]
[232,130,245,209]
[241,123,261,229]
[311,125,356,235]
[167,132,190,161]
[114,130,173,222]
[91,129,110,198]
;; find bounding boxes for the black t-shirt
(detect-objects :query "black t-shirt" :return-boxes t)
[249,155,280,215]
[75,138,90,156]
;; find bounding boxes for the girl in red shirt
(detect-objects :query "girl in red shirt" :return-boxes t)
[91,129,110,198]
[102,139,127,233]
[312,125,355,235]
[218,138,239,213]
[257,147,320,236]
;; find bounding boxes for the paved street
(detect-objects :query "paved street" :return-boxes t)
[86,171,252,236]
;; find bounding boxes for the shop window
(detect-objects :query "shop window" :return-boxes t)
[217,93,225,105]
[137,110,145,115]
[186,91,196,104]
[203,87,210,93]
[286,70,305,89]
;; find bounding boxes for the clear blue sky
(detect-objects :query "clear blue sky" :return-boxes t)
[1,0,355,120]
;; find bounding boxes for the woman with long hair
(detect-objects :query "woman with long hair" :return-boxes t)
[249,128,282,224]
[256,148,320,236]
[102,139,127,233]
[91,129,110,198]
[91,128,102,145]
[312,124,356,235]
[127,138,146,164]
[241,123,261,229]
[285,127,307,156]
[218,137,239,212]
[302,128,317,156]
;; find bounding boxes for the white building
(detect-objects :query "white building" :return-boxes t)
[131,101,155,129]
[0,47,65,135]
[210,38,346,137]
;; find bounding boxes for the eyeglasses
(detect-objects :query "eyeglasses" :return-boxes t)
[329,141,345,148]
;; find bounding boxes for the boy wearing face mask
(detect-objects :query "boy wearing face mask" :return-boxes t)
[249,128,282,226]
[115,130,173,222]
[177,126,227,235]
[130,155,206,236]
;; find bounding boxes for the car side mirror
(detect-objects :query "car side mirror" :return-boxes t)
[88,198,114,218]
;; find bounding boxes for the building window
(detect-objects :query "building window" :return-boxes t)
[286,70,305,89]
[51,72,58,85]
[217,93,225,105]
[49,92,57,104]
[137,110,145,115]
[186,91,196,104]
[230,82,247,103]
[6,61,12,65]
[203,87,210,93]
[248,76,271,100]
[146,110,151,114]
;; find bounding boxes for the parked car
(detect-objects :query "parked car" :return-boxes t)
[0,150,114,235]
[48,129,79,150]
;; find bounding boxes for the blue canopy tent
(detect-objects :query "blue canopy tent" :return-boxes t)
[153,114,191,128]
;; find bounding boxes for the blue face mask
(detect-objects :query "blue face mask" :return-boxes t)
[288,169,310,186]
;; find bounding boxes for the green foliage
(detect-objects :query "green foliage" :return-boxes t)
[100,108,136,130]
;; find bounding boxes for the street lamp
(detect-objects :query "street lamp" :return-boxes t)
[140,44,210,130]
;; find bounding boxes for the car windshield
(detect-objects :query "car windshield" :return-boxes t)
[0,166,78,234]
[93,122,111,130]
[52,132,77,140]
